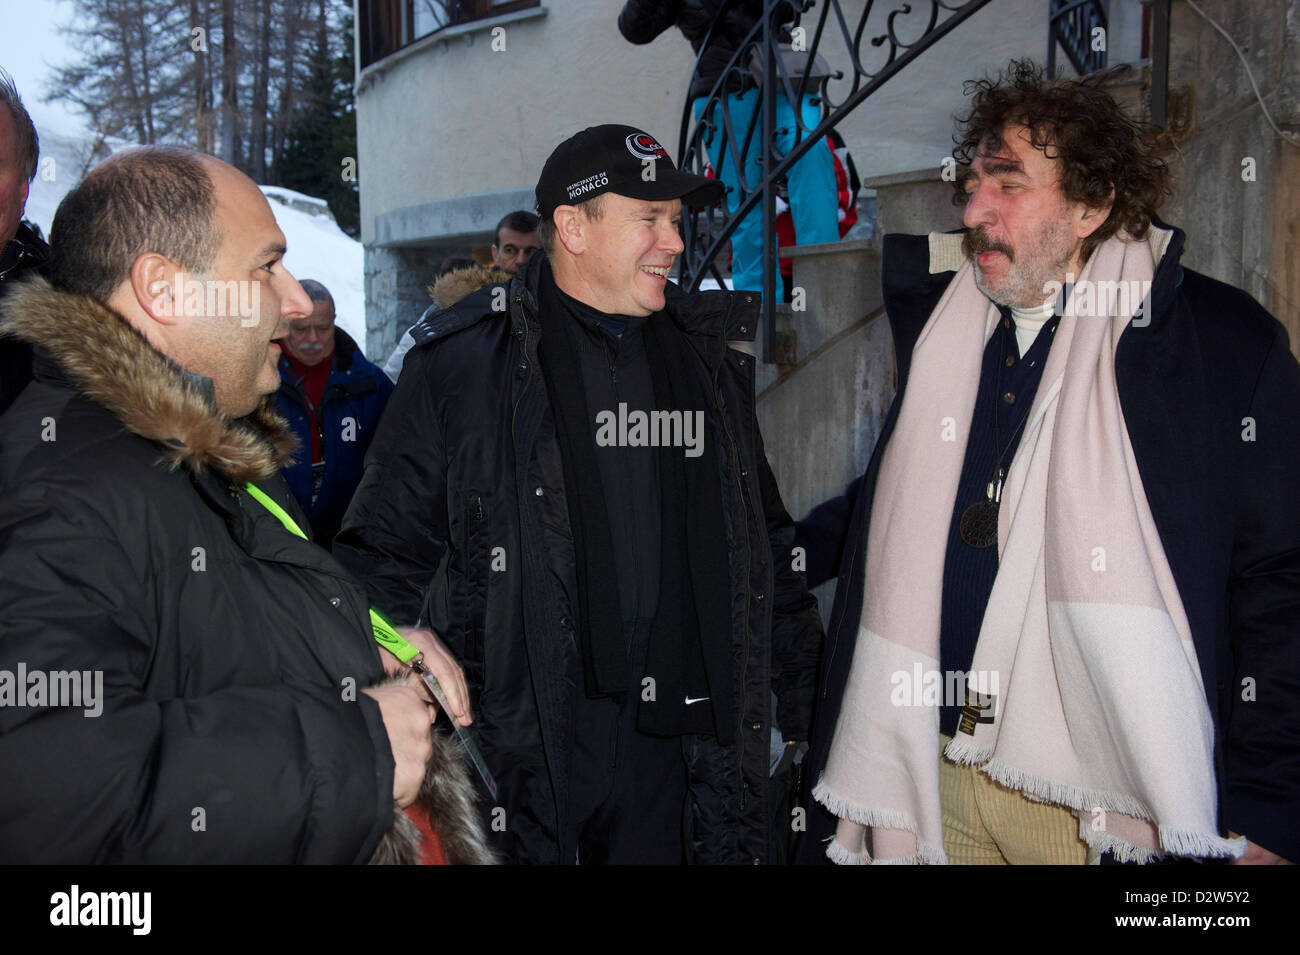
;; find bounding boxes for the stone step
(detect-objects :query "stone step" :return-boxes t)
[782,238,884,361]
[747,168,955,524]
[862,167,964,237]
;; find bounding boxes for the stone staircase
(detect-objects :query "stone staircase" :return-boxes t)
[750,166,964,537]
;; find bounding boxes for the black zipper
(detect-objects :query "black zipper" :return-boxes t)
[605,334,619,386]
[509,294,532,440]
[708,300,752,812]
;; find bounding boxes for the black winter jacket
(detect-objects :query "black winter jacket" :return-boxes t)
[334,254,824,864]
[795,225,1300,863]
[0,221,52,415]
[0,280,397,863]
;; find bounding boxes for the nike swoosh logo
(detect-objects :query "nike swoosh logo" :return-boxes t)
[684,696,710,705]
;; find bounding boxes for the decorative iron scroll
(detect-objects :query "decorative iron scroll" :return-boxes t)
[676,0,993,362]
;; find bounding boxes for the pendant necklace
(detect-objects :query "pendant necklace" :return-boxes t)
[959,317,1036,549]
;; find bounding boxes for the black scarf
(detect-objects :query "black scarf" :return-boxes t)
[536,270,734,743]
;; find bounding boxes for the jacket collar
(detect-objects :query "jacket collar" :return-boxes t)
[0,277,294,483]
[0,221,51,285]
[279,325,361,381]
[512,251,758,344]
[409,252,760,356]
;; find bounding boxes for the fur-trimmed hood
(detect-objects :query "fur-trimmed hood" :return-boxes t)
[428,264,512,309]
[369,727,497,865]
[0,277,294,483]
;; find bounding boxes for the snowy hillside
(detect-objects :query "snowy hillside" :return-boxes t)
[21,124,368,353]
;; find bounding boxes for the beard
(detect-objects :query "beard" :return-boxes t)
[964,219,1078,309]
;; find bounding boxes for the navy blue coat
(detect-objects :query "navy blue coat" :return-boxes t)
[795,225,1300,863]
[275,328,395,547]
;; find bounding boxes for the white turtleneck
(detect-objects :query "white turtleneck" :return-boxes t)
[1010,298,1057,356]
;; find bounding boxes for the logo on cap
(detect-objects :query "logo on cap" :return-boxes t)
[625,133,669,162]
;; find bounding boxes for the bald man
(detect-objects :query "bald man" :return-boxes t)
[0,147,479,863]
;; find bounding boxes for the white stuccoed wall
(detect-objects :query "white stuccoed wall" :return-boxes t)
[355,1,698,246]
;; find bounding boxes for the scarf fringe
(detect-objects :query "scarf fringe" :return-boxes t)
[813,779,948,865]
[962,754,1242,860]
[1080,825,1159,864]
[942,735,993,766]
[1080,824,1243,864]
[976,755,1154,820]
[1157,827,1246,860]
[812,779,918,833]
[824,840,863,865]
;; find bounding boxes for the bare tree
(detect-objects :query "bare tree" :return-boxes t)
[270,0,309,183]
[48,0,190,145]
[49,0,350,186]
[187,0,215,152]
[248,0,272,180]
[218,0,239,163]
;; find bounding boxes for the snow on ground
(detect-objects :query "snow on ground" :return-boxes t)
[22,122,368,355]
[259,187,365,349]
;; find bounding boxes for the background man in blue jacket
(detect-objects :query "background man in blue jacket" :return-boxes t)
[276,279,395,549]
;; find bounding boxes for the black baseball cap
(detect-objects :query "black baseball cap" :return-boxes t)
[535,125,724,219]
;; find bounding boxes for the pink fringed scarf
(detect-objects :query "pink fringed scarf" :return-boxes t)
[813,230,1245,864]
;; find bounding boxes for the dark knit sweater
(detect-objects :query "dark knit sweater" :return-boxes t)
[938,309,1060,732]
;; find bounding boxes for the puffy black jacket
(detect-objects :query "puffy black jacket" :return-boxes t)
[0,279,396,863]
[334,254,824,864]
[618,0,794,99]
[0,221,52,415]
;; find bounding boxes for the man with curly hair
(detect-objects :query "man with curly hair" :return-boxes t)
[797,60,1299,866]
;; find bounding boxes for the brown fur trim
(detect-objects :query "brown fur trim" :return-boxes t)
[369,730,497,865]
[0,278,293,482]
[426,265,512,310]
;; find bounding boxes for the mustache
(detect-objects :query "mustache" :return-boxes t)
[963,228,1014,261]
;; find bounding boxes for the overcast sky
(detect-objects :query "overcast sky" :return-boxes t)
[1,0,87,134]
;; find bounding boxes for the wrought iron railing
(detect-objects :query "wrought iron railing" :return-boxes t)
[676,0,993,362]
[1047,0,1109,76]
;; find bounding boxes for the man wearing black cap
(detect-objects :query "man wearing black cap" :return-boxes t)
[335,124,823,864]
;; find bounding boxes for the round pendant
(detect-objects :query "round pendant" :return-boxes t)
[959,500,999,549]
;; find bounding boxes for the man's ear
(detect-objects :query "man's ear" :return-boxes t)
[552,206,586,255]
[128,252,185,326]
[1076,188,1115,242]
